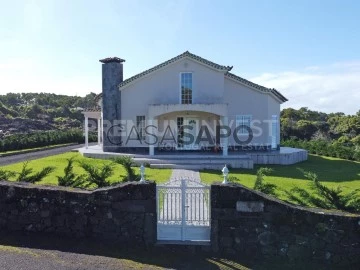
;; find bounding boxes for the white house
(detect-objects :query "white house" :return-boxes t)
[81,51,307,167]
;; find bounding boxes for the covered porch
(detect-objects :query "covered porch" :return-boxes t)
[147,103,229,156]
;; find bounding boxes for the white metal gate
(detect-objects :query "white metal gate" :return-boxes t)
[157,179,210,241]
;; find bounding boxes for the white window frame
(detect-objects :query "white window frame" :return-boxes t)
[136,115,146,141]
[179,72,193,104]
[235,115,252,135]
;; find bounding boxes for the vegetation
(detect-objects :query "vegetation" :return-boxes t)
[79,161,115,188]
[282,138,360,161]
[16,161,55,183]
[0,92,99,152]
[57,157,88,188]
[113,156,139,182]
[0,153,172,185]
[0,169,16,181]
[253,168,277,196]
[0,130,97,153]
[281,107,360,161]
[0,92,97,120]
[200,155,360,211]
[284,170,360,213]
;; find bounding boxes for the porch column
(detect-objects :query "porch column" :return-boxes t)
[85,115,89,149]
[101,111,104,148]
[222,116,228,156]
[148,118,155,156]
[97,118,101,146]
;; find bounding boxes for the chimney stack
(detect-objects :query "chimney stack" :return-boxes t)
[99,57,125,152]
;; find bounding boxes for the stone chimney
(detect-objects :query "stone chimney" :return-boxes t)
[99,57,125,152]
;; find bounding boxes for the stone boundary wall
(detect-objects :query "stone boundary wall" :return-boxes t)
[0,181,156,247]
[211,183,360,266]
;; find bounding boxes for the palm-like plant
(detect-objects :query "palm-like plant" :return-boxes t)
[79,161,115,187]
[57,157,88,188]
[285,169,360,213]
[254,167,277,196]
[0,169,16,181]
[113,156,139,182]
[16,161,55,183]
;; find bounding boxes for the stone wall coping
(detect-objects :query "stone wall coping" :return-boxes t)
[211,182,360,218]
[0,180,155,194]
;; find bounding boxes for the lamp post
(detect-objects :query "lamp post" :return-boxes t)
[139,164,146,183]
[222,164,229,184]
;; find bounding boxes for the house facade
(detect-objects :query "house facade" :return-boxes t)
[86,51,288,156]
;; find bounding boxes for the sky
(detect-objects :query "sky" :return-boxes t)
[0,0,359,114]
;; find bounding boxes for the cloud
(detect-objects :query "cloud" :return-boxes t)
[251,62,360,115]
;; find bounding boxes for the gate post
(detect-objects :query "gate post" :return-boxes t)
[181,179,186,241]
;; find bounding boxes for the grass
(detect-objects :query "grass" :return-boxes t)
[1,152,172,186]
[200,154,360,201]
[2,153,360,206]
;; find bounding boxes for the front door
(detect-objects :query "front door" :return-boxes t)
[184,117,199,150]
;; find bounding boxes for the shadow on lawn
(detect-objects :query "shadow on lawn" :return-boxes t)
[0,231,331,270]
[203,155,360,183]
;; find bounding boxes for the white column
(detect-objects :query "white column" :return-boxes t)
[101,111,104,147]
[149,118,155,156]
[97,118,101,146]
[222,116,228,156]
[85,116,89,149]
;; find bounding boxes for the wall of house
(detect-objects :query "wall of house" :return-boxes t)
[268,95,281,146]
[211,183,360,266]
[0,181,156,247]
[223,78,273,146]
[121,59,225,120]
[115,57,282,149]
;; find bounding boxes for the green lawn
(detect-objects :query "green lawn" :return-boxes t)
[200,154,360,200]
[2,153,360,204]
[1,152,172,186]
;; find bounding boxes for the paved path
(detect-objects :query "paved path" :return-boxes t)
[169,169,201,184]
[0,144,94,166]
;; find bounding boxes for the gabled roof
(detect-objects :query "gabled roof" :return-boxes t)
[225,72,288,102]
[118,51,233,88]
[95,51,288,103]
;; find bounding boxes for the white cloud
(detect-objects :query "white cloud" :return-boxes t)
[251,62,360,115]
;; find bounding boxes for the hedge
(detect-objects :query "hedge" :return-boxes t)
[0,129,97,152]
[282,139,360,161]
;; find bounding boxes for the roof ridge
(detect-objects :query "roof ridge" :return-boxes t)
[118,51,232,88]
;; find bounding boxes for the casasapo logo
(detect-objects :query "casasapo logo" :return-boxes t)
[96,118,277,149]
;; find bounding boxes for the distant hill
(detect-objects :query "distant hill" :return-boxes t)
[0,92,98,136]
